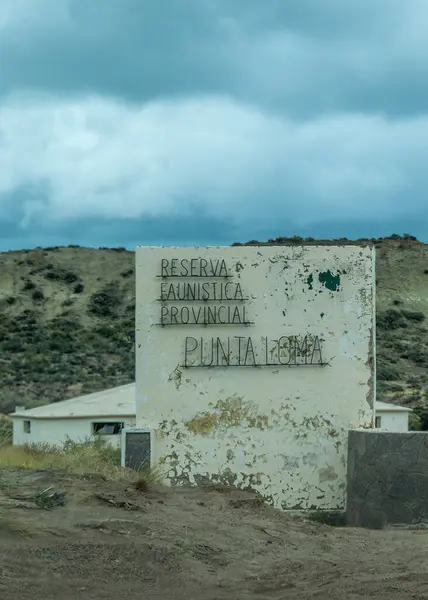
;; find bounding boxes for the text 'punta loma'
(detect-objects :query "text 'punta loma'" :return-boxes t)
[183,335,324,367]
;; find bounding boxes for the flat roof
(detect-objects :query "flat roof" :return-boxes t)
[11,383,135,420]
[375,400,412,413]
[10,385,412,420]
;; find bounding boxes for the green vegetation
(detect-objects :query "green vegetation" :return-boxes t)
[0,239,427,427]
[0,247,135,411]
[0,416,12,445]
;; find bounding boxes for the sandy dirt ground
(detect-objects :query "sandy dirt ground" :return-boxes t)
[1,468,428,600]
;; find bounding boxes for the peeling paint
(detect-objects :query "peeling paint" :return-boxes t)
[226,449,234,461]
[318,466,338,483]
[301,415,333,430]
[168,366,183,389]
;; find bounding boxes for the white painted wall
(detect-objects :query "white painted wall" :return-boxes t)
[375,410,409,432]
[12,417,136,448]
[136,245,375,510]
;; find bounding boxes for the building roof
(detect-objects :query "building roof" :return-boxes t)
[375,400,412,413]
[10,384,411,420]
[11,383,135,420]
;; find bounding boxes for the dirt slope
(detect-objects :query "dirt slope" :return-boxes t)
[1,468,428,600]
[0,236,427,422]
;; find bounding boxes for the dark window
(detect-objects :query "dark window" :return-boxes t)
[92,422,124,435]
[375,416,382,428]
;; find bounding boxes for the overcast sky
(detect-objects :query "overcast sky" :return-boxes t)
[1,0,428,250]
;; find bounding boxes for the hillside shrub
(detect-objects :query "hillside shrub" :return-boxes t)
[409,413,422,431]
[32,289,44,302]
[377,309,406,330]
[73,283,84,293]
[88,284,121,317]
[377,360,401,381]
[0,418,12,446]
[44,269,78,284]
[23,280,35,291]
[120,269,134,278]
[402,310,425,322]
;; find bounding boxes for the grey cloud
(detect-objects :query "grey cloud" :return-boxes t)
[2,0,428,118]
[2,94,428,227]
[2,0,428,247]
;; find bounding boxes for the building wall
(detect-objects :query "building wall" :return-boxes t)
[347,430,428,528]
[375,411,409,433]
[136,245,375,510]
[12,417,136,447]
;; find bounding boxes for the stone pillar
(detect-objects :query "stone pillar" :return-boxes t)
[347,429,428,528]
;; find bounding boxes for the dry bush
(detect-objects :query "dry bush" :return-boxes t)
[132,466,164,492]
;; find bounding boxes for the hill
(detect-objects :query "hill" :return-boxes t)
[0,236,427,425]
[0,245,135,411]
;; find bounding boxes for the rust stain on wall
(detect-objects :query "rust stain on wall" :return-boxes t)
[185,412,218,435]
[185,395,269,435]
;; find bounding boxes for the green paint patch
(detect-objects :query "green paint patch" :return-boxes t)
[318,270,341,292]
[306,273,314,290]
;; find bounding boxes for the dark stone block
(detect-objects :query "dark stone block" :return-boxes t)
[401,434,426,462]
[348,430,367,456]
[376,433,394,456]
[347,431,428,528]
[417,474,428,497]
[358,504,388,530]
[357,463,379,488]
[408,499,428,522]
[387,472,418,500]
[380,499,413,524]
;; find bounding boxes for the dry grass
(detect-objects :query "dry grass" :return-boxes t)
[0,437,164,487]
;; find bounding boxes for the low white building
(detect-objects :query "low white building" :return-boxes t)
[374,401,412,432]
[9,383,412,450]
[11,384,136,448]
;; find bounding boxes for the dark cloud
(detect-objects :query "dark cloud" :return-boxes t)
[1,0,428,247]
[2,0,428,117]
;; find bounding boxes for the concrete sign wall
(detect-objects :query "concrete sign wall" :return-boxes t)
[136,245,375,510]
